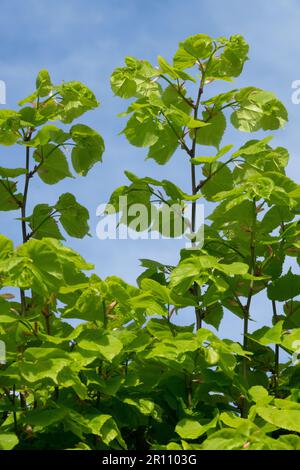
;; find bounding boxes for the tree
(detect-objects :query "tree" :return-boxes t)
[0,34,300,451]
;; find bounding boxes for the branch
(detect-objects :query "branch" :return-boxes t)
[271,299,280,394]
[21,131,33,243]
[241,197,257,417]
[19,130,33,316]
[190,100,204,328]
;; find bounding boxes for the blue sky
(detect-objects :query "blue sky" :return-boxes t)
[0,0,299,339]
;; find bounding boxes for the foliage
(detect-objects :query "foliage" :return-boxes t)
[0,35,300,450]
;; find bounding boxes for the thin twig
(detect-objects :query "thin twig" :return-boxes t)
[20,130,33,316]
[271,299,280,394]
[241,198,257,418]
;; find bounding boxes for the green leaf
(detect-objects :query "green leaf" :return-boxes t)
[33,144,72,185]
[195,111,226,149]
[207,35,249,79]
[146,124,178,164]
[46,238,93,271]
[0,433,19,450]
[29,204,64,240]
[19,106,46,128]
[158,56,179,80]
[88,414,126,448]
[203,302,224,330]
[219,411,245,428]
[16,238,64,294]
[173,47,196,70]
[36,69,52,97]
[180,34,213,60]
[0,130,19,146]
[170,260,204,294]
[123,113,158,147]
[71,124,105,176]
[24,347,70,361]
[24,407,67,427]
[169,107,209,129]
[77,330,123,362]
[256,406,300,433]
[62,288,104,322]
[231,102,263,132]
[191,145,233,165]
[110,56,159,99]
[20,358,70,384]
[283,301,300,329]
[249,321,283,346]
[122,398,157,417]
[56,193,89,238]
[201,162,233,200]
[146,334,199,362]
[289,186,300,199]
[146,318,176,339]
[110,68,137,98]
[217,262,249,275]
[0,110,20,145]
[141,278,170,304]
[232,136,273,158]
[249,386,272,405]
[170,255,215,293]
[170,255,248,294]
[161,85,191,112]
[31,125,70,146]
[176,415,218,440]
[58,368,88,399]
[260,205,294,234]
[130,292,167,317]
[55,81,99,123]
[231,89,288,132]
[277,435,300,450]
[0,180,22,211]
[0,235,14,259]
[200,428,247,450]
[0,297,19,323]
[175,419,204,439]
[0,167,26,178]
[267,270,300,301]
